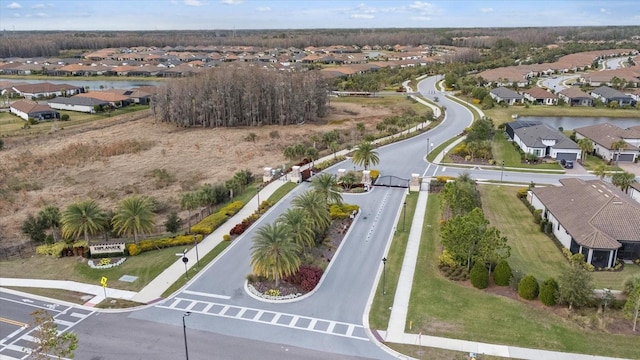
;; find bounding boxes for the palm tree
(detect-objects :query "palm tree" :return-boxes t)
[112,196,156,244]
[611,172,636,194]
[593,164,608,180]
[180,192,199,229]
[38,206,61,242]
[611,139,627,166]
[577,138,593,163]
[328,141,340,160]
[278,208,314,249]
[306,147,319,168]
[352,140,380,170]
[291,190,330,237]
[250,223,301,287]
[61,200,107,242]
[311,173,343,205]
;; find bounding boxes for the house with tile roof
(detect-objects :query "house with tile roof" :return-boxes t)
[529,178,640,268]
[12,82,84,99]
[9,99,59,121]
[629,182,640,204]
[558,87,593,107]
[520,87,558,105]
[574,123,640,162]
[511,123,581,162]
[590,86,636,107]
[489,86,523,105]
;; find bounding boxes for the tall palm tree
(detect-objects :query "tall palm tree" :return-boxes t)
[38,206,61,242]
[329,141,340,160]
[352,140,380,170]
[250,223,301,287]
[611,139,628,166]
[611,172,636,194]
[291,190,330,238]
[180,192,199,229]
[112,196,156,244]
[278,208,314,249]
[577,138,593,163]
[61,200,107,242]
[593,164,608,180]
[306,147,319,168]
[311,173,343,205]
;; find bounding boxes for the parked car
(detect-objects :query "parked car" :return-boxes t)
[564,160,574,169]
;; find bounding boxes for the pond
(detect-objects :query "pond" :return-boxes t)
[0,77,164,90]
[519,116,640,130]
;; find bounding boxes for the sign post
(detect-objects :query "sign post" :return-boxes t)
[100,276,108,298]
[182,256,189,279]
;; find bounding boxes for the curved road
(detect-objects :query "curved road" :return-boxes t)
[2,75,606,360]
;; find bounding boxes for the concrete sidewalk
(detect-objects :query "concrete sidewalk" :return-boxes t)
[131,176,287,303]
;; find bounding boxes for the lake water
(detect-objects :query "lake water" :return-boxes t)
[0,77,164,90]
[519,116,640,130]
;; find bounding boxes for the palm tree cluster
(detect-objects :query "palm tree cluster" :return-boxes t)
[155,64,328,128]
[250,174,343,287]
[23,197,157,246]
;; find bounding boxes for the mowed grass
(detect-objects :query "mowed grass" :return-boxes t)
[479,184,640,290]
[492,133,563,170]
[384,193,640,359]
[581,154,621,171]
[0,247,181,292]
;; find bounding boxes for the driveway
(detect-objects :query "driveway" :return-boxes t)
[618,161,640,177]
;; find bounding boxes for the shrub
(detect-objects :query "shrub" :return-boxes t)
[127,243,141,256]
[223,234,231,241]
[470,262,489,289]
[369,169,380,180]
[190,201,244,235]
[329,203,360,219]
[285,265,323,292]
[35,242,66,257]
[137,234,202,253]
[509,269,524,291]
[533,209,542,224]
[60,114,70,121]
[539,278,558,306]
[518,275,539,300]
[493,260,511,286]
[516,188,528,199]
[438,249,457,267]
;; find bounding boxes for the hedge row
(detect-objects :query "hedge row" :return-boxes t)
[190,201,244,235]
[36,240,88,257]
[127,234,203,256]
[229,200,274,237]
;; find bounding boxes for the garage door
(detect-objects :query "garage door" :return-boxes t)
[556,152,578,162]
[614,153,634,162]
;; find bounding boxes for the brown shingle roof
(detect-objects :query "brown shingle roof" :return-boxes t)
[521,87,557,99]
[574,123,638,149]
[558,87,591,99]
[532,179,640,249]
[10,99,54,114]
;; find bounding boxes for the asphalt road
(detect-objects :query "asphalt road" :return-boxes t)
[1,75,610,360]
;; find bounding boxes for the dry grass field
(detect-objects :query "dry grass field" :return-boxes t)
[0,99,398,252]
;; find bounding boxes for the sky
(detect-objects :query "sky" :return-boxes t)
[0,0,639,31]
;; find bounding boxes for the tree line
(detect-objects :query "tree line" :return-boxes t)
[154,64,328,128]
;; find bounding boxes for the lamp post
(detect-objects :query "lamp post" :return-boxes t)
[402,201,407,232]
[501,160,505,183]
[193,234,200,269]
[182,312,191,360]
[382,257,387,295]
[257,185,261,214]
[427,137,430,155]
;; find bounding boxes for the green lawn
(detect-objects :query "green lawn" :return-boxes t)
[580,154,621,171]
[492,133,563,169]
[479,184,639,290]
[0,247,181,292]
[371,191,639,359]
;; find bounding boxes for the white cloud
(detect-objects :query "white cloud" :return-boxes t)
[256,6,271,12]
[221,0,243,4]
[411,16,432,21]
[7,2,22,9]
[480,7,494,13]
[408,1,433,11]
[351,14,374,19]
[26,12,49,18]
[184,0,205,6]
[600,8,607,13]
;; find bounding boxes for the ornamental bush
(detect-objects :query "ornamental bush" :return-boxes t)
[329,203,360,219]
[493,260,511,286]
[470,262,489,289]
[285,265,323,292]
[539,278,559,306]
[190,201,244,235]
[518,275,539,300]
[35,242,66,257]
[127,243,141,256]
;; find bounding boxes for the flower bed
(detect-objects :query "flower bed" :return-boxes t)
[88,257,126,269]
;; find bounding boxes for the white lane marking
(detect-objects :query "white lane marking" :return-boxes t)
[182,290,231,300]
[157,298,368,341]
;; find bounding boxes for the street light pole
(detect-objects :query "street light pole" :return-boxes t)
[257,185,261,214]
[193,234,200,269]
[182,253,189,279]
[182,312,191,360]
[427,137,430,154]
[382,257,387,295]
[402,201,407,232]
[501,160,505,183]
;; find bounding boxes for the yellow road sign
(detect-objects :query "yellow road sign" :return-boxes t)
[100,276,108,287]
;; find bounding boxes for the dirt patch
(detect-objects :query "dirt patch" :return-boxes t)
[0,102,392,254]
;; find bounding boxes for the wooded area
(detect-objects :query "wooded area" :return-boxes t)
[154,64,329,127]
[1,26,638,58]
